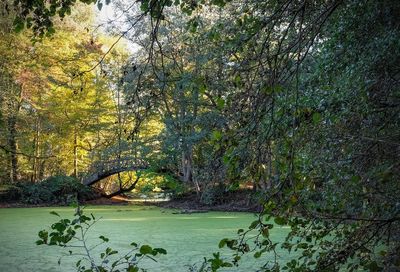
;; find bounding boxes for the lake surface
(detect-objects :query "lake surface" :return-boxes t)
[0,206,292,271]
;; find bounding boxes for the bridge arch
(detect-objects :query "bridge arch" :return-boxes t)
[82,158,149,186]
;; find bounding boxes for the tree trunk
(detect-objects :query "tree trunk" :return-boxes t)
[73,127,78,177]
[6,83,22,183]
[181,147,193,183]
[31,115,41,182]
[7,115,18,183]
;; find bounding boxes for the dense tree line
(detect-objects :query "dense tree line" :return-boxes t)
[123,1,400,270]
[2,0,400,271]
[0,2,143,183]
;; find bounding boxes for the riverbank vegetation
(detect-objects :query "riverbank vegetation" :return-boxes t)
[1,0,399,271]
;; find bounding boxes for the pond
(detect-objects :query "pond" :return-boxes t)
[0,206,292,271]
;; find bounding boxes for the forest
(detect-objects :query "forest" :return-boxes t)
[0,0,399,271]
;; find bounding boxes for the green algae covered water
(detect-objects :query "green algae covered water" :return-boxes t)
[0,206,292,271]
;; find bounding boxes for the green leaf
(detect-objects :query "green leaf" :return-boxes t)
[38,230,48,244]
[274,217,287,225]
[111,260,119,268]
[130,242,138,247]
[127,266,139,272]
[351,175,361,183]
[139,245,152,255]
[49,211,60,217]
[140,0,149,12]
[265,223,274,229]
[233,75,241,86]
[297,243,308,249]
[212,0,228,8]
[218,238,228,248]
[249,220,259,229]
[212,130,223,141]
[13,17,24,33]
[222,262,233,267]
[222,154,230,164]
[312,112,322,124]
[47,27,56,36]
[153,247,167,255]
[52,222,66,232]
[199,84,207,94]
[216,97,225,109]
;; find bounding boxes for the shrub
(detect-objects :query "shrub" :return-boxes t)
[200,184,227,206]
[0,184,22,201]
[19,183,53,204]
[17,175,97,204]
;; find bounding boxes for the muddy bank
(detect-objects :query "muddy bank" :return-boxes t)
[149,190,261,213]
[1,190,261,212]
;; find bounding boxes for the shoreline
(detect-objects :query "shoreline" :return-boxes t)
[0,195,261,213]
